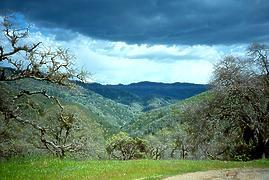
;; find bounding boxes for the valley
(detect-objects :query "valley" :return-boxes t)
[0,78,208,159]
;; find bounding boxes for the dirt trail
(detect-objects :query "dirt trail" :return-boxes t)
[165,168,269,180]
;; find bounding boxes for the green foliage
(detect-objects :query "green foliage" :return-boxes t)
[106,132,149,160]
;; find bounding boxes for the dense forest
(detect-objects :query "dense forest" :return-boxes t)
[0,15,269,162]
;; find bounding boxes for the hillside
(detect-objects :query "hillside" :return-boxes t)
[0,81,108,159]
[119,91,214,159]
[1,78,209,136]
[124,91,211,136]
[3,79,141,135]
[76,81,209,111]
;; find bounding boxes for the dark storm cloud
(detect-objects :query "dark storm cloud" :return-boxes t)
[1,0,269,45]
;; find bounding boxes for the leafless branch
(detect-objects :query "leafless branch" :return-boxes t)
[14,90,64,110]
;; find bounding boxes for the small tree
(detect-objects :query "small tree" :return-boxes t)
[170,125,189,159]
[106,132,149,160]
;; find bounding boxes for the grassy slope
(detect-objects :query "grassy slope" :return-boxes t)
[0,157,268,179]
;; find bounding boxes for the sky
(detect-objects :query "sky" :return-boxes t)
[1,0,269,84]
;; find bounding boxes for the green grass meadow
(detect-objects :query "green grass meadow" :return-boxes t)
[0,157,269,179]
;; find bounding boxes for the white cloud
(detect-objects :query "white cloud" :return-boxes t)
[26,30,247,85]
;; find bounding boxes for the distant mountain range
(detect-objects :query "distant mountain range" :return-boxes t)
[76,81,209,111]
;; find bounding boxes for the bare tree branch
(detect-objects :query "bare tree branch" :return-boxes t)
[14,90,64,110]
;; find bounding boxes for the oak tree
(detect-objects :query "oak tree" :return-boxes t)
[0,15,87,158]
